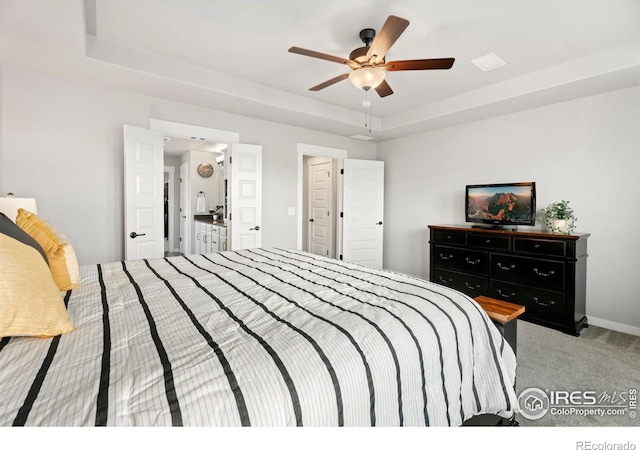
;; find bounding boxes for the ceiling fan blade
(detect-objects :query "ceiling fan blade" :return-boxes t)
[289,46,357,68]
[382,58,455,71]
[374,79,393,97]
[366,15,410,63]
[309,73,350,91]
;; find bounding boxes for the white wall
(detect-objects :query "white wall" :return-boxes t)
[377,86,640,333]
[0,67,3,192]
[0,65,376,264]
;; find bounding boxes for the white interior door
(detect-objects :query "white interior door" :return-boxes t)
[229,143,262,250]
[124,125,165,260]
[308,158,333,258]
[342,159,384,269]
[179,163,189,254]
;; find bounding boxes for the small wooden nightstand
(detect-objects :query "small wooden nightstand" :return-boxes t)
[474,295,525,355]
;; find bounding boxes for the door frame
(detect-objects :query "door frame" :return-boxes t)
[296,143,347,256]
[150,119,239,254]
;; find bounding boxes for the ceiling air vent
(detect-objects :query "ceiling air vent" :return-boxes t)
[350,135,375,141]
[471,53,506,72]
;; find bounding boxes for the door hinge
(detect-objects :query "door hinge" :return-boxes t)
[326,250,329,256]
[229,156,232,164]
[340,169,344,175]
[229,213,232,220]
[327,211,329,216]
[340,212,343,218]
[339,254,343,260]
[327,171,330,177]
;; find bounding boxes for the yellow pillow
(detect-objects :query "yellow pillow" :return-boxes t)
[0,233,75,338]
[16,209,80,291]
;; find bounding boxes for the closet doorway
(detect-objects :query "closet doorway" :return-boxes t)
[297,143,347,260]
[297,144,385,269]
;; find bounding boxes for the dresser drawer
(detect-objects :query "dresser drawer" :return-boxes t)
[514,238,566,256]
[467,234,510,251]
[490,281,565,319]
[433,245,488,276]
[432,230,466,245]
[433,269,488,297]
[490,254,565,291]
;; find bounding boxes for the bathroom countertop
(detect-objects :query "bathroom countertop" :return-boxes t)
[194,214,226,226]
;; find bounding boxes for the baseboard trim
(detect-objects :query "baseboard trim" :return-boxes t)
[587,316,640,337]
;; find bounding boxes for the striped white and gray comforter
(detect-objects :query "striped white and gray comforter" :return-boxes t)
[0,248,517,426]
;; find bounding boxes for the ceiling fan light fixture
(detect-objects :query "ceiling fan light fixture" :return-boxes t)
[349,67,385,91]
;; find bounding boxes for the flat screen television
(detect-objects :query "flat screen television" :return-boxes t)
[465,182,536,227]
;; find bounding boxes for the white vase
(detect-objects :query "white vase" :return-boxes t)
[552,219,569,234]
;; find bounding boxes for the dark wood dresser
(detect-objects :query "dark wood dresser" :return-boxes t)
[428,224,589,336]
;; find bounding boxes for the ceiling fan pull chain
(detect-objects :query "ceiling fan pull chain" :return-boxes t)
[364,89,369,129]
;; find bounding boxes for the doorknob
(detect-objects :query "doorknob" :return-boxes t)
[376,221,383,225]
[129,232,146,239]
[250,225,261,231]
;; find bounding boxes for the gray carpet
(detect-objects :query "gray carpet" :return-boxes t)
[515,320,640,426]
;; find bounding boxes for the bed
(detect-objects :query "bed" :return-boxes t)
[0,248,518,426]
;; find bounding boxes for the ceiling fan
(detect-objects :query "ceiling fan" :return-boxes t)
[289,15,455,98]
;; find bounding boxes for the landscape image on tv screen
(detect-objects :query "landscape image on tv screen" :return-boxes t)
[467,185,533,223]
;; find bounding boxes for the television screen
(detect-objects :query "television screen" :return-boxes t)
[465,182,536,226]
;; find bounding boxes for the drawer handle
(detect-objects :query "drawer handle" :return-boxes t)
[534,244,540,248]
[465,257,482,265]
[439,253,454,260]
[464,282,481,290]
[485,239,491,244]
[533,297,555,307]
[438,276,452,284]
[497,289,515,299]
[533,268,555,277]
[497,262,516,271]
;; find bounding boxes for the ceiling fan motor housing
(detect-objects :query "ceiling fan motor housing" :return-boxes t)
[349,46,373,64]
[350,28,382,65]
[359,28,376,46]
